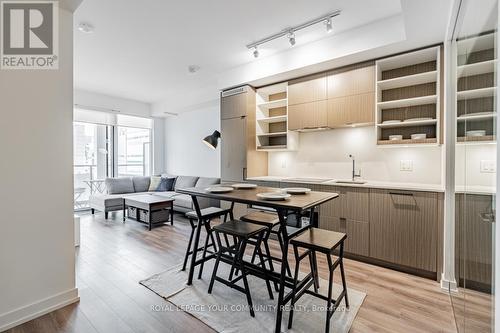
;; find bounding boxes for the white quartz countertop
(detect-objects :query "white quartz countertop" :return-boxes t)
[246,176,445,192]
[246,176,497,194]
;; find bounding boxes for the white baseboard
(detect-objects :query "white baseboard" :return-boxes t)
[0,288,79,332]
[440,273,458,293]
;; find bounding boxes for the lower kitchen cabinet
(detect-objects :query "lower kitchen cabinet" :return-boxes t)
[369,189,438,272]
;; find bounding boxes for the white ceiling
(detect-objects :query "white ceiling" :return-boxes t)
[74,0,404,104]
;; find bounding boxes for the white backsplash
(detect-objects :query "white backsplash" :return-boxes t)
[268,126,443,185]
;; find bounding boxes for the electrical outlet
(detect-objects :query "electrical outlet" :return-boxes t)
[400,160,413,171]
[281,159,287,169]
[480,160,496,173]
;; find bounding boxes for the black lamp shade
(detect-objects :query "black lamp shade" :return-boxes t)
[203,130,221,149]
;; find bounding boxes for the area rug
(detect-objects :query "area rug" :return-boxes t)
[140,259,366,333]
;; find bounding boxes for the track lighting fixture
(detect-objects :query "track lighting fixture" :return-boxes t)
[326,18,333,33]
[253,46,259,58]
[246,9,340,58]
[288,31,296,46]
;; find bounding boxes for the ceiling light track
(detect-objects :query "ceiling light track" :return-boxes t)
[246,9,341,56]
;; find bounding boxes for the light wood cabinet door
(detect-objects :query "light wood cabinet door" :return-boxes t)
[369,189,437,271]
[327,65,375,98]
[288,100,328,130]
[288,73,327,105]
[221,92,247,119]
[327,92,375,127]
[221,117,246,182]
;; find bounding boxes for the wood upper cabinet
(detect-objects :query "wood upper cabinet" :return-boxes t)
[327,65,375,98]
[288,73,327,105]
[369,189,438,272]
[221,91,248,119]
[327,93,375,127]
[288,100,327,130]
[327,64,376,127]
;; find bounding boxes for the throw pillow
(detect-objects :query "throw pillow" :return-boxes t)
[148,176,162,191]
[149,176,176,192]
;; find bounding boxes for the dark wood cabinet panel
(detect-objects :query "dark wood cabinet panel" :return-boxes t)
[455,193,494,292]
[369,189,437,271]
[288,73,327,105]
[344,187,370,222]
[346,219,370,257]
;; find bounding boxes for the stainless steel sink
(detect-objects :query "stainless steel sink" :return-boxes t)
[332,180,367,184]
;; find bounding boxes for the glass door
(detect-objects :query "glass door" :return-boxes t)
[452,0,497,331]
[116,126,152,177]
[73,122,113,210]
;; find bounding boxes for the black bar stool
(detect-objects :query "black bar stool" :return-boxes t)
[182,207,230,279]
[288,228,348,333]
[240,211,292,277]
[208,220,274,317]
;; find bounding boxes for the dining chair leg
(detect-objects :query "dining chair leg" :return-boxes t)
[237,239,255,317]
[308,251,319,293]
[208,232,223,294]
[228,236,241,281]
[198,220,212,279]
[181,219,196,271]
[277,227,292,277]
[326,254,335,333]
[339,243,349,308]
[287,245,301,329]
[255,232,274,300]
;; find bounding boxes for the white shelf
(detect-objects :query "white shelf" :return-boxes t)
[257,98,287,110]
[377,47,439,71]
[457,87,496,100]
[257,145,287,151]
[457,112,496,121]
[377,71,437,90]
[377,119,437,128]
[457,33,496,55]
[257,132,287,137]
[378,95,437,109]
[457,60,496,78]
[257,115,287,123]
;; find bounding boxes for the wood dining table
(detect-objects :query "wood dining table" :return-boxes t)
[177,185,339,333]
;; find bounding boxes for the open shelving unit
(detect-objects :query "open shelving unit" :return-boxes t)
[456,32,497,144]
[375,46,441,146]
[255,83,298,151]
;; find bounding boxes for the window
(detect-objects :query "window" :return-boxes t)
[116,126,151,177]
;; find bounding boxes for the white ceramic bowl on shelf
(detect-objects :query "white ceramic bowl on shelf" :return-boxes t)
[388,135,403,141]
[411,133,427,140]
[466,130,486,137]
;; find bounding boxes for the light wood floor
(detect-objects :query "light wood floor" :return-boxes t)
[5,211,462,333]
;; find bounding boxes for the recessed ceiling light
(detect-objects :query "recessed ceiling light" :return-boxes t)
[188,65,201,74]
[78,22,95,33]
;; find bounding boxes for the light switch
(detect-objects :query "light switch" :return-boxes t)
[400,160,413,171]
[480,160,496,173]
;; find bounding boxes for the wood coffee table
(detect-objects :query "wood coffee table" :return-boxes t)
[123,194,174,230]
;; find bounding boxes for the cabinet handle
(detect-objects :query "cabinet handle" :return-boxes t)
[480,212,495,224]
[389,192,413,196]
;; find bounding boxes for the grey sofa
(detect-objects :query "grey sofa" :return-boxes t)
[89,175,220,219]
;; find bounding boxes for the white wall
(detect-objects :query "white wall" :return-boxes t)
[153,117,165,174]
[0,6,78,331]
[268,127,443,184]
[163,104,220,177]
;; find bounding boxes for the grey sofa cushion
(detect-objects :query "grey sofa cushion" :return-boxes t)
[174,176,199,191]
[105,177,134,194]
[132,176,151,193]
[195,177,220,188]
[173,194,194,209]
